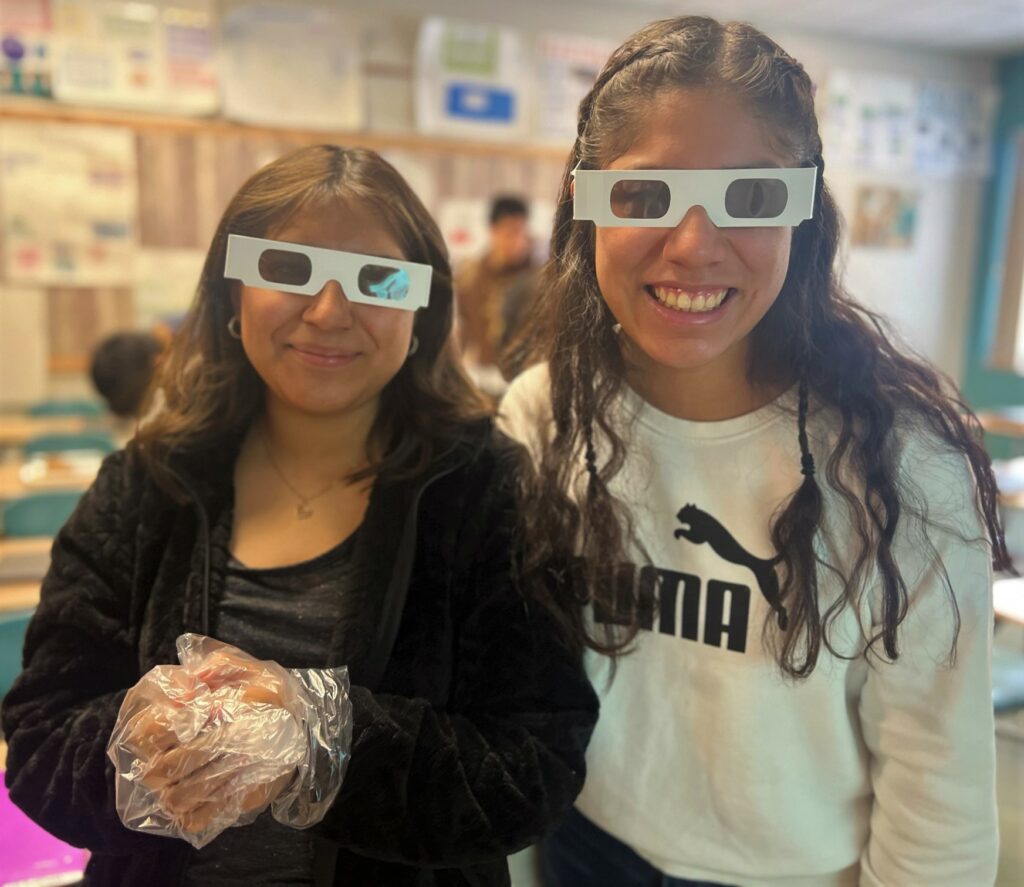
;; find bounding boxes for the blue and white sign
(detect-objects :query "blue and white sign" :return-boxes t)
[415,17,527,139]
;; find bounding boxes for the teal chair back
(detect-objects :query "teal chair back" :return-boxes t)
[0,609,32,704]
[23,432,115,457]
[28,400,104,417]
[2,492,81,537]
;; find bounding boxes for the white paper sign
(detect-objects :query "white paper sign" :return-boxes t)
[221,4,363,130]
[415,17,528,140]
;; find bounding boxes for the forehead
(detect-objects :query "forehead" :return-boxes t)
[605,88,791,172]
[269,198,406,259]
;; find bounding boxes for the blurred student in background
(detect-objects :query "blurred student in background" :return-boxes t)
[89,331,165,420]
[456,195,537,388]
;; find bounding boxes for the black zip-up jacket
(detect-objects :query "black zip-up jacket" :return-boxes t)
[1,423,598,885]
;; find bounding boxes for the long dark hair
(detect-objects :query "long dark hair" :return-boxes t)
[136,144,490,495]
[514,16,1010,677]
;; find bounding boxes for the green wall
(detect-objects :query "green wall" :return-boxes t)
[964,55,1024,408]
[963,56,1024,457]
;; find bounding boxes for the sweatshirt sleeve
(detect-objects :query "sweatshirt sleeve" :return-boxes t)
[858,440,998,886]
[1,451,165,855]
[496,362,552,459]
[315,442,599,866]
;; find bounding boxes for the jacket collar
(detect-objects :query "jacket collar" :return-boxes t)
[170,418,496,686]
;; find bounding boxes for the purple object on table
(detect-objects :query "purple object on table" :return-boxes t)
[1,36,26,62]
[0,771,88,885]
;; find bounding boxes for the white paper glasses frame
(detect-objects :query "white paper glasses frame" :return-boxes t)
[572,166,818,228]
[224,234,432,311]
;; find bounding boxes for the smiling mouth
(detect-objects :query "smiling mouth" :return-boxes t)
[645,286,734,313]
[291,345,358,359]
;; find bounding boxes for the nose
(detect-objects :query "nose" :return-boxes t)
[301,279,354,329]
[661,204,728,267]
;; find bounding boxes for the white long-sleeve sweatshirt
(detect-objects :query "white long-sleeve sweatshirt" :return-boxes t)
[499,363,997,887]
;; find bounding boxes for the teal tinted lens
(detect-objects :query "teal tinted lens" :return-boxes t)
[610,179,671,220]
[724,178,789,219]
[258,248,313,286]
[358,265,410,302]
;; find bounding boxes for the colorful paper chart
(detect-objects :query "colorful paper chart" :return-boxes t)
[822,69,998,177]
[50,0,217,114]
[415,17,528,140]
[0,121,138,286]
[535,33,614,141]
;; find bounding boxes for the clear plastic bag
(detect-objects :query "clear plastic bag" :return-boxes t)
[107,633,353,849]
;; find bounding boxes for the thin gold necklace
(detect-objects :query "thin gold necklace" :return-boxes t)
[258,425,343,520]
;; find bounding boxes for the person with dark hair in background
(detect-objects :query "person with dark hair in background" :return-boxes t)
[455,195,536,383]
[89,331,164,419]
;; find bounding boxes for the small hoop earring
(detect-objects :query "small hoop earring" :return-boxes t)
[227,315,242,339]
[612,322,622,335]
[407,334,419,356]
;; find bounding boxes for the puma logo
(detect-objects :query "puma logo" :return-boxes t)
[675,504,788,630]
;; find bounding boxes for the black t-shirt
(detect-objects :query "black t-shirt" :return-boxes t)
[183,528,373,886]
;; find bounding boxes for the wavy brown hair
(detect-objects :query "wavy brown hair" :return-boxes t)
[515,16,1011,677]
[136,144,490,496]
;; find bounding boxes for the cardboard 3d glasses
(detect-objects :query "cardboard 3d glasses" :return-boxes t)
[573,166,817,228]
[225,234,432,310]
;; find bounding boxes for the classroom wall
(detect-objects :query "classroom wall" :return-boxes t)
[0,1,1000,401]
[964,53,1024,410]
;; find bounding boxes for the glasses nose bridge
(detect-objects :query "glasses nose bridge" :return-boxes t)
[662,200,726,263]
[304,275,354,321]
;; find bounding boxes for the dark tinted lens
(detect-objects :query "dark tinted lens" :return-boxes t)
[258,249,312,285]
[610,180,671,220]
[357,265,410,302]
[724,178,789,219]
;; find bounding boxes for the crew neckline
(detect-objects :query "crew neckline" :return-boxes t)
[622,382,799,442]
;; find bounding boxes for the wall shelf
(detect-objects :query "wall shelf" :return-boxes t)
[0,97,571,162]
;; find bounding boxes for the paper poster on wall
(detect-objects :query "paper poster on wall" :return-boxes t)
[133,247,204,330]
[535,34,612,142]
[51,0,217,114]
[415,17,527,140]
[221,4,363,130]
[914,81,999,177]
[821,71,916,173]
[821,69,997,177]
[0,0,54,99]
[850,186,918,249]
[438,198,489,266]
[0,122,138,286]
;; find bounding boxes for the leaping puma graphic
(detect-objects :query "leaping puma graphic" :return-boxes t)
[674,504,789,630]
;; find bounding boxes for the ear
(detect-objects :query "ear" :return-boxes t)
[229,281,241,314]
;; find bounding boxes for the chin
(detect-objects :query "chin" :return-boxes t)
[634,339,726,373]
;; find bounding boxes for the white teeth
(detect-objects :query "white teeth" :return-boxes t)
[651,287,728,313]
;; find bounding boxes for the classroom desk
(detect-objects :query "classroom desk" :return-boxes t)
[0,415,92,448]
[978,407,1024,440]
[995,576,1024,626]
[0,537,50,613]
[0,455,99,502]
